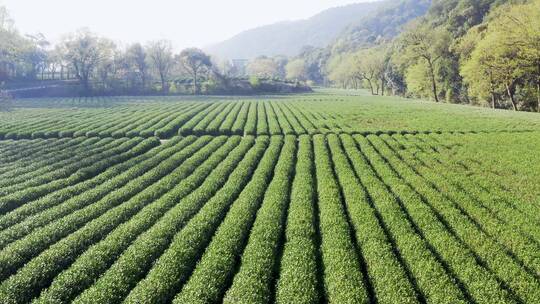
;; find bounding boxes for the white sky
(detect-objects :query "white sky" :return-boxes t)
[2,0,373,50]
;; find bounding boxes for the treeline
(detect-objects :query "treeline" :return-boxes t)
[0,4,313,97]
[293,0,540,112]
[0,16,214,95]
[2,0,539,108]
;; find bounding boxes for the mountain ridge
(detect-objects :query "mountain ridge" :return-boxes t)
[206,1,382,59]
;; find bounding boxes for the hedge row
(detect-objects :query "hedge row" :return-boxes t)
[222,135,296,303]
[231,101,250,135]
[179,103,221,135]
[0,137,94,180]
[219,101,245,135]
[174,136,293,303]
[0,138,173,245]
[121,136,281,304]
[274,102,306,135]
[264,101,282,135]
[0,137,152,214]
[330,134,418,304]
[0,138,117,194]
[0,136,224,303]
[375,134,540,303]
[275,135,319,304]
[34,136,242,304]
[312,134,369,303]
[73,136,260,304]
[0,136,203,281]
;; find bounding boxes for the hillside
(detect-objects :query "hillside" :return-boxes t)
[206,2,380,59]
[331,0,432,52]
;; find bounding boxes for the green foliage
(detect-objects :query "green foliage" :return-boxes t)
[35,136,240,304]
[122,136,279,304]
[168,81,178,94]
[460,0,540,110]
[247,57,284,79]
[327,53,356,88]
[275,135,319,304]
[222,136,296,303]
[312,134,369,303]
[405,62,434,99]
[249,75,261,88]
[323,0,540,112]
[0,94,540,304]
[332,0,431,52]
[285,58,308,81]
[178,48,212,94]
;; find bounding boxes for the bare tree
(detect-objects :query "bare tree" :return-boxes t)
[0,5,14,32]
[61,29,113,93]
[401,25,451,102]
[47,48,62,80]
[147,40,174,93]
[127,43,149,89]
[178,48,212,94]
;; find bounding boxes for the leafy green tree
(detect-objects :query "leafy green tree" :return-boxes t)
[285,59,307,81]
[95,40,117,89]
[405,62,434,99]
[460,1,540,111]
[461,44,502,108]
[327,53,356,88]
[493,0,540,111]
[428,0,503,36]
[400,23,452,102]
[297,46,330,84]
[246,56,282,79]
[352,48,386,95]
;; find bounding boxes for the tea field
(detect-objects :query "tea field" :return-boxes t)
[1,92,540,303]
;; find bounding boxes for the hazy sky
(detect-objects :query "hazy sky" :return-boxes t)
[2,0,373,50]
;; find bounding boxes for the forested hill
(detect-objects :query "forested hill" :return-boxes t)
[205,2,380,59]
[332,0,431,53]
[319,0,540,112]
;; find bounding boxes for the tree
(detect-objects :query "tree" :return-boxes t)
[53,44,72,80]
[147,40,174,93]
[297,46,330,84]
[285,59,308,81]
[327,53,356,88]
[459,24,500,108]
[0,6,50,81]
[272,55,288,79]
[214,58,234,78]
[401,23,451,102]
[459,1,540,111]
[25,33,50,80]
[61,29,112,93]
[127,43,149,89]
[352,48,386,95]
[178,48,212,94]
[492,0,540,111]
[461,46,501,109]
[0,5,14,32]
[46,48,63,80]
[95,42,119,90]
[406,62,436,99]
[468,33,525,111]
[246,57,281,78]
